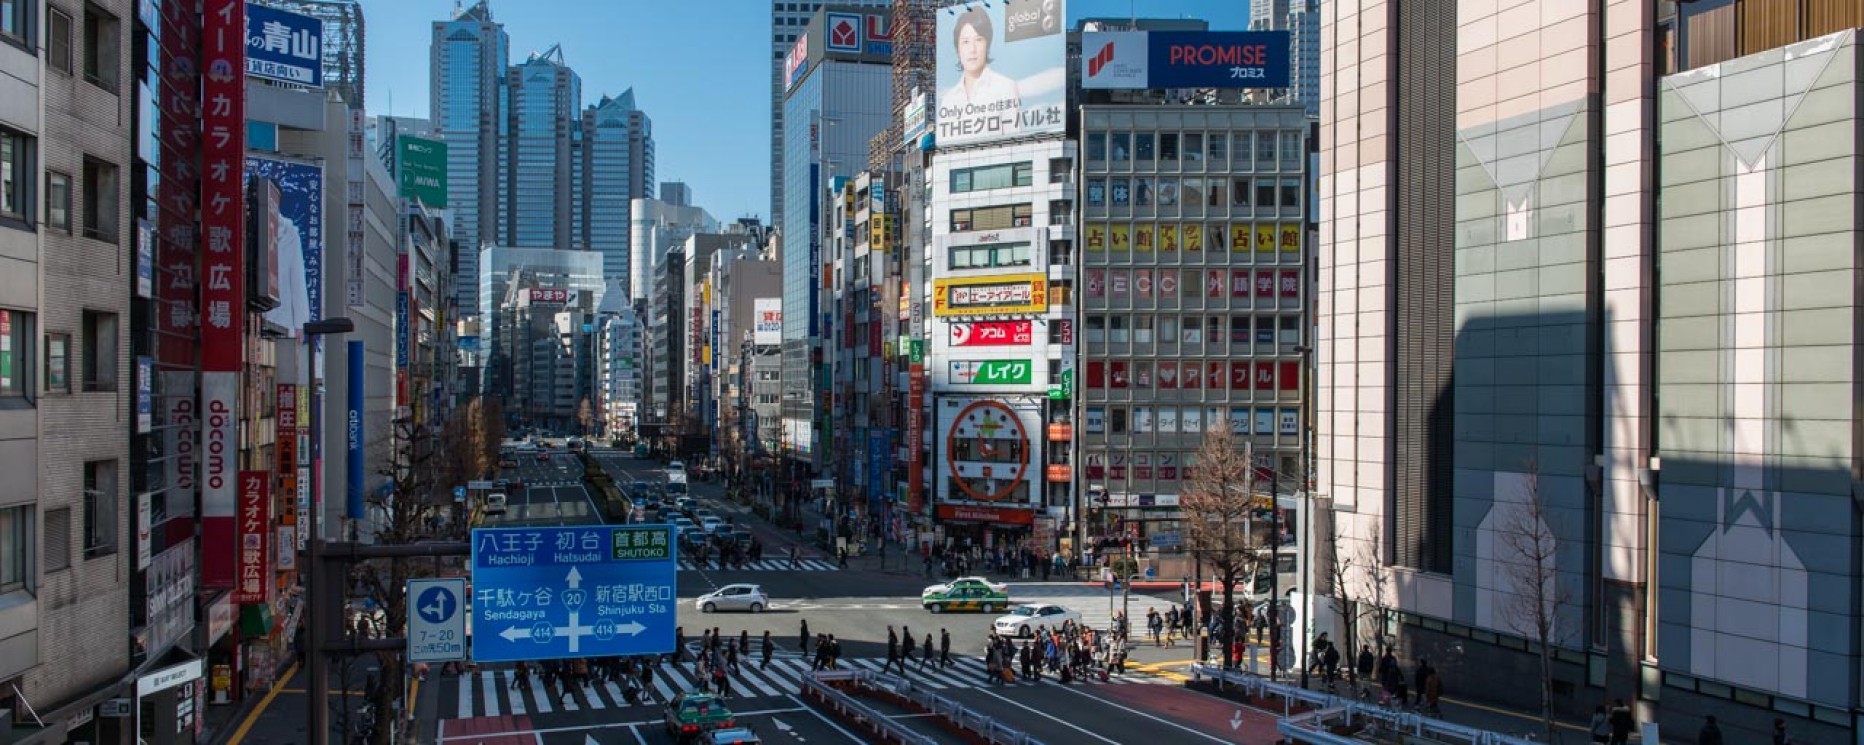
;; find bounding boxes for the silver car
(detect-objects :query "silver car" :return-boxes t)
[695,584,769,613]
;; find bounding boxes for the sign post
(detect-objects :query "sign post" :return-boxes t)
[407,578,467,664]
[470,525,678,663]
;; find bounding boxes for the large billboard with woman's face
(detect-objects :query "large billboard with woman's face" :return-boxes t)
[936,0,1066,147]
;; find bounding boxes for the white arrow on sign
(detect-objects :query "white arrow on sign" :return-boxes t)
[566,565,583,590]
[1230,709,1244,731]
[616,621,646,636]
[498,626,530,642]
[420,598,446,622]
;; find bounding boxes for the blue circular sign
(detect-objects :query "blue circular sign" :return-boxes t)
[416,586,456,625]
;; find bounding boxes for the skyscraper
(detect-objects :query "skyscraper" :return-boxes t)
[578,90,656,289]
[769,0,891,229]
[501,45,581,249]
[1247,0,1319,117]
[432,0,508,318]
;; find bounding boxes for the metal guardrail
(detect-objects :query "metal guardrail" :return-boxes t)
[1188,664,1542,745]
[805,668,1049,745]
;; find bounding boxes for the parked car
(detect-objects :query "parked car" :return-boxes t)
[497,457,518,468]
[483,493,508,516]
[663,692,735,743]
[992,604,1082,638]
[695,584,768,613]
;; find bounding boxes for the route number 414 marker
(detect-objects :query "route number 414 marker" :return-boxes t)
[469,525,678,663]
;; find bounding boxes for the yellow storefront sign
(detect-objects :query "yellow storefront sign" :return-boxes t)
[932,273,1051,317]
[1159,224,1179,252]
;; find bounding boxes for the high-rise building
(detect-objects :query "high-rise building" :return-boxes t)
[1247,0,1319,117]
[770,0,892,229]
[578,90,655,287]
[1318,2,1864,739]
[630,190,717,303]
[501,45,581,250]
[432,0,509,317]
[479,247,606,405]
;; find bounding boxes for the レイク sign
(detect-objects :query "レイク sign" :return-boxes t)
[200,0,247,589]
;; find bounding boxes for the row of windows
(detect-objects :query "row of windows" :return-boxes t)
[950,161,1033,193]
[0,459,117,593]
[0,308,121,400]
[1,128,119,240]
[1086,177,1301,211]
[2,3,119,92]
[1085,130,1303,169]
[1084,358,1301,393]
[1085,406,1298,438]
[1086,268,1302,302]
[1083,314,1301,348]
[950,203,1033,232]
[948,241,1033,271]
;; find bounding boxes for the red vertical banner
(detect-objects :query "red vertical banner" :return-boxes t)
[276,384,298,532]
[907,367,925,514]
[234,471,271,604]
[1280,360,1301,391]
[1231,361,1250,390]
[1208,361,1227,390]
[1279,269,1300,298]
[200,0,247,588]
[1230,269,1248,298]
[1086,361,1104,389]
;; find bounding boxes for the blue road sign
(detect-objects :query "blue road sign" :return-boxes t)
[454,485,467,502]
[407,578,467,663]
[470,525,678,663]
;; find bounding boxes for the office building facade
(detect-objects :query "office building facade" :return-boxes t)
[577,90,654,287]
[432,0,508,318]
[769,0,892,226]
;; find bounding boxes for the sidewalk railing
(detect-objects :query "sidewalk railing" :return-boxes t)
[1188,664,1540,745]
[806,668,1049,745]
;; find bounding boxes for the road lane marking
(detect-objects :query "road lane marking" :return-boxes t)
[966,687,1122,744]
[225,662,298,745]
[1036,680,1235,743]
[437,706,810,741]
[788,694,870,743]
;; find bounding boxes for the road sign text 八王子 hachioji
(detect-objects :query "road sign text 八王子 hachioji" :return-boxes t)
[469,525,678,663]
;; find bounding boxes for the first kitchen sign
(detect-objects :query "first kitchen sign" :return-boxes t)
[245,4,323,87]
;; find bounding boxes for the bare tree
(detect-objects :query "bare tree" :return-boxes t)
[1497,458,1569,741]
[577,396,596,436]
[1181,427,1265,669]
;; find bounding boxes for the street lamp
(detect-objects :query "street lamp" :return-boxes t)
[303,316,354,745]
[1294,343,1313,689]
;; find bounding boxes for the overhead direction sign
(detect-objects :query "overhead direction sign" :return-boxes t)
[407,578,467,663]
[470,525,678,663]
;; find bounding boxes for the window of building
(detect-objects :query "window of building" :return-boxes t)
[1256,180,1277,209]
[950,162,1032,193]
[1235,131,1252,165]
[0,309,31,400]
[1086,133,1106,161]
[1160,132,1179,161]
[1048,157,1072,182]
[81,310,116,392]
[0,128,31,225]
[1209,133,1227,165]
[1085,315,1105,343]
[1280,130,1303,167]
[1232,315,1251,345]
[1184,133,1204,163]
[0,505,28,593]
[82,156,118,242]
[1182,314,1202,346]
[83,3,120,92]
[1181,178,1203,207]
[83,460,117,558]
[1134,315,1154,343]
[47,8,72,74]
[948,241,1033,270]
[1110,133,1130,161]
[1109,316,1128,344]
[1206,316,1223,343]
[948,203,1032,232]
[1109,408,1127,434]
[1134,132,1155,161]
[0,0,28,47]
[1086,180,1105,207]
[1110,178,1129,207]
[1159,317,1178,350]
[44,171,69,233]
[1134,178,1152,207]
[1207,178,1227,207]
[1257,131,1276,164]
[43,332,67,393]
[1280,178,1302,209]
[1048,199,1073,226]
[1232,178,1251,207]
[42,508,69,572]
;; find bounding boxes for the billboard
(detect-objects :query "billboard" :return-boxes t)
[931,273,1048,317]
[902,90,931,147]
[948,320,1032,347]
[754,298,782,346]
[784,32,809,91]
[245,3,323,87]
[1081,31,1291,89]
[935,0,1066,147]
[528,288,571,304]
[396,135,447,208]
[247,156,323,337]
[200,0,246,589]
[234,471,271,604]
[936,396,1044,505]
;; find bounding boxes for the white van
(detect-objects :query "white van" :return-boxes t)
[484,493,508,516]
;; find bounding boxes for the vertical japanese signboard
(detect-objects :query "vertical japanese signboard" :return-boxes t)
[234,471,270,604]
[200,0,247,588]
[276,384,298,539]
[347,340,365,520]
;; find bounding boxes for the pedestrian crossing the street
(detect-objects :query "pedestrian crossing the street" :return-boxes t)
[445,655,1176,719]
[676,558,839,572]
[521,480,582,488]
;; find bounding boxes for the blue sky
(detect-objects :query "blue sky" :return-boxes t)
[362,1,1246,223]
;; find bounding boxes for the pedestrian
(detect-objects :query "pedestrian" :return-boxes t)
[1588,704,1609,744]
[1696,715,1723,745]
[1355,646,1375,687]
[1422,668,1441,715]
[883,627,903,674]
[1378,649,1402,706]
[1147,608,1163,647]
[940,628,952,668]
[828,634,842,670]
[800,619,810,652]
[1411,658,1433,706]
[901,628,917,669]
[812,634,829,671]
[1607,698,1634,745]
[1772,718,1791,745]
[726,641,740,675]
[739,629,751,657]
[837,546,849,569]
[920,633,935,671]
[761,630,774,670]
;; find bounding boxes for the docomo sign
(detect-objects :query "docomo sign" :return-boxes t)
[949,320,1032,347]
[199,0,246,590]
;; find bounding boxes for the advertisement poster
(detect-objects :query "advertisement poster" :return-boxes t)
[1256,409,1276,435]
[245,3,323,86]
[754,298,782,346]
[346,340,364,520]
[932,274,1048,317]
[396,135,448,207]
[1185,223,1204,252]
[1082,31,1291,89]
[200,0,246,588]
[937,397,1043,505]
[234,471,270,604]
[1160,223,1179,252]
[935,0,1066,147]
[949,320,1032,347]
[246,156,323,337]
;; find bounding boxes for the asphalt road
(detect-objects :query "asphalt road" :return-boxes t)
[481,449,599,526]
[430,449,1264,745]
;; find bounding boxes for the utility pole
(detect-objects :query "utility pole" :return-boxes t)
[1268,467,1280,683]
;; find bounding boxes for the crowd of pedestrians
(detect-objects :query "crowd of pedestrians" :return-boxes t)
[980,620,1131,685]
[506,655,659,707]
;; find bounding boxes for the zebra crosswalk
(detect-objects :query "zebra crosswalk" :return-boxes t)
[676,558,839,572]
[446,655,1176,719]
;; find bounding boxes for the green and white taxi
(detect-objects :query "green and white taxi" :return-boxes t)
[921,577,1011,613]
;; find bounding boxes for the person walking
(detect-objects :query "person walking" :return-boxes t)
[1411,658,1433,707]
[1695,715,1724,745]
[674,627,687,663]
[837,546,849,569]
[1772,717,1792,745]
[761,630,774,670]
[812,634,830,671]
[739,629,751,658]
[827,634,842,670]
[901,627,917,670]
[920,633,935,672]
[799,619,810,654]
[1147,608,1164,647]
[1588,705,1611,744]
[939,628,952,668]
[790,544,801,570]
[1607,698,1635,745]
[883,627,904,674]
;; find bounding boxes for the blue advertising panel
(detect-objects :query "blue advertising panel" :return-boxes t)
[1081,31,1291,90]
[407,578,467,663]
[245,4,324,87]
[246,156,323,336]
[346,340,364,520]
[470,525,678,663]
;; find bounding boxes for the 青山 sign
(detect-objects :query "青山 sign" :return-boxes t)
[932,274,1048,317]
[470,526,678,663]
[245,3,323,87]
[1081,31,1291,90]
[950,359,1033,385]
[396,135,447,208]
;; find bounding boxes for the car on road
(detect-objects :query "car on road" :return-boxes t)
[663,692,735,743]
[695,584,768,613]
[497,457,518,468]
[671,516,698,535]
[993,604,1083,638]
[707,726,763,745]
[493,478,510,491]
[668,459,686,472]
[699,516,727,534]
[939,576,1008,595]
[535,451,551,461]
[483,493,507,516]
[921,580,1010,614]
[631,480,653,495]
